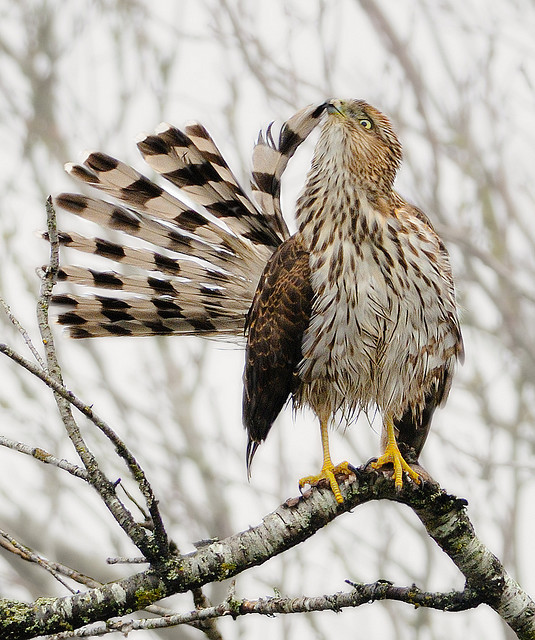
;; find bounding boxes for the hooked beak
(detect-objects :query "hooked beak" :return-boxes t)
[326,99,344,115]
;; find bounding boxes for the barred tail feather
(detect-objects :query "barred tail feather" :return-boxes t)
[62,162,265,262]
[137,122,282,249]
[53,196,258,277]
[55,265,250,300]
[53,297,230,338]
[53,285,246,339]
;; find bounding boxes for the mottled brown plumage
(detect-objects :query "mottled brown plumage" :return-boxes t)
[243,235,312,469]
[54,99,463,503]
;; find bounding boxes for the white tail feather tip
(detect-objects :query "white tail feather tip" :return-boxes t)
[134,131,151,144]
[154,122,173,135]
[80,149,98,164]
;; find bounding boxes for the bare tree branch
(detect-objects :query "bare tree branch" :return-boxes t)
[0,435,87,479]
[0,530,99,593]
[1,470,533,639]
[43,580,484,638]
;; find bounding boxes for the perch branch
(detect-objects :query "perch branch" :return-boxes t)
[1,469,533,639]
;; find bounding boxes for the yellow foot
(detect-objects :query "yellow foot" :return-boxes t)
[372,445,420,490]
[299,461,352,504]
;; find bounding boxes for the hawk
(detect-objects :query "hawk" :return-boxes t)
[53,100,463,503]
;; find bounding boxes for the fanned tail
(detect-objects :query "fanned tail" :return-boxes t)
[52,104,327,339]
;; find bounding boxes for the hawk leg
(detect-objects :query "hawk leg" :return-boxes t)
[299,418,351,504]
[372,415,421,489]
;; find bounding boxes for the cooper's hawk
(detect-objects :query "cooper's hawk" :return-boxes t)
[53,100,463,503]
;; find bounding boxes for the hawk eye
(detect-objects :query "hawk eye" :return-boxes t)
[359,118,373,130]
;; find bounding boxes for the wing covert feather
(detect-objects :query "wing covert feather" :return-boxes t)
[243,236,312,467]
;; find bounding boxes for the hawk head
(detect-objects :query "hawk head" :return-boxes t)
[322,99,403,192]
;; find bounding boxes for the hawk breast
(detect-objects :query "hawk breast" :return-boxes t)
[297,196,460,423]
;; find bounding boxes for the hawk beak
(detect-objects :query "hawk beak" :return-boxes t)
[327,100,344,116]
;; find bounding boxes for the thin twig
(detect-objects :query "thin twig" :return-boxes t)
[36,199,168,556]
[192,586,223,640]
[106,556,148,565]
[0,530,83,593]
[0,435,87,479]
[0,339,164,557]
[23,199,154,558]
[0,297,46,369]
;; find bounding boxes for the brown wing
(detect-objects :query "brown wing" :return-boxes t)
[243,235,312,472]
[393,198,464,461]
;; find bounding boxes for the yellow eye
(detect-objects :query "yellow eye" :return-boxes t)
[359,118,373,130]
